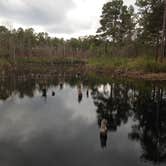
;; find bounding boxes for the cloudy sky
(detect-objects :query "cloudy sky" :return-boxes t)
[0,0,135,39]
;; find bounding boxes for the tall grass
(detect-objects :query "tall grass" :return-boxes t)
[88,56,166,73]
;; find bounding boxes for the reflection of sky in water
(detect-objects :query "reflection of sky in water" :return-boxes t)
[0,83,165,166]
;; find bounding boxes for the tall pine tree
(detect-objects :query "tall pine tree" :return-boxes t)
[97,0,135,44]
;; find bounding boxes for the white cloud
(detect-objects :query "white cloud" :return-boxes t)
[0,0,136,39]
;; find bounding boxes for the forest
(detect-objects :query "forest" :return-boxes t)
[0,0,166,74]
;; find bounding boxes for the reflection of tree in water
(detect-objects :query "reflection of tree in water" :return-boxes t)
[129,86,166,164]
[0,75,59,101]
[91,83,131,148]
[0,79,13,100]
[1,75,166,164]
[91,82,166,164]
[16,79,36,98]
[0,74,37,100]
[0,74,83,101]
[91,83,131,132]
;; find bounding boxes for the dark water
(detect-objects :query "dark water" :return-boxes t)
[0,75,166,166]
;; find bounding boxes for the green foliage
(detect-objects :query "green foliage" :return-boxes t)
[136,0,164,45]
[97,0,135,43]
[88,55,166,73]
[88,56,127,69]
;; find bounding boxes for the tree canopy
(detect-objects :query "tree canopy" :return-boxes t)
[97,0,135,43]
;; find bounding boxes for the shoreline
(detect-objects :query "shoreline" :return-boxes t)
[1,66,166,82]
[87,66,166,81]
[1,57,166,81]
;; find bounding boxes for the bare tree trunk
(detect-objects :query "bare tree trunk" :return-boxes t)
[9,37,15,62]
[63,44,66,57]
[161,0,166,60]
[28,38,32,57]
[155,37,159,61]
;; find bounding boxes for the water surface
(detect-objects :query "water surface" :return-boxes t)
[0,76,166,166]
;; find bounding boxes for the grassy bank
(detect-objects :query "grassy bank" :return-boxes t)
[0,58,12,71]
[88,56,166,73]
[0,56,88,76]
[0,56,86,72]
[16,56,86,65]
[1,55,166,78]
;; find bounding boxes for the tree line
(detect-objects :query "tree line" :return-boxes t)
[0,0,166,61]
[0,26,97,59]
[97,0,166,60]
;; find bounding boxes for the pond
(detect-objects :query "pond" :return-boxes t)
[0,75,166,166]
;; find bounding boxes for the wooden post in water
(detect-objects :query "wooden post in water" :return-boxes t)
[161,0,166,60]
